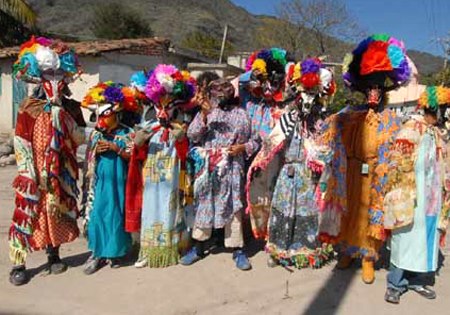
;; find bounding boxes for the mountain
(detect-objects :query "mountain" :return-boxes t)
[27,0,445,75]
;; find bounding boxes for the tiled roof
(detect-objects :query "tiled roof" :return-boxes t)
[0,37,171,59]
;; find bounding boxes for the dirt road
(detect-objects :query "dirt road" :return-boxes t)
[0,166,448,315]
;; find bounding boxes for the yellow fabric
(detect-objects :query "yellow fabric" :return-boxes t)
[383,118,421,230]
[337,111,382,257]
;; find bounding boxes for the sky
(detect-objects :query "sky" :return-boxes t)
[231,0,450,56]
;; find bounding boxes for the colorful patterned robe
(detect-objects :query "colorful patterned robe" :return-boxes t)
[187,106,251,233]
[265,109,334,269]
[125,120,190,267]
[384,116,445,272]
[319,106,401,259]
[10,97,85,265]
[244,96,285,240]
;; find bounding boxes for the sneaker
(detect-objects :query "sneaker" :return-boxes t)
[48,255,68,275]
[233,250,251,271]
[180,247,202,266]
[108,258,121,269]
[410,286,436,299]
[9,266,29,286]
[134,258,148,268]
[83,256,105,275]
[384,288,401,304]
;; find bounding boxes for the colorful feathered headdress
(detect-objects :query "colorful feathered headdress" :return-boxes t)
[246,47,287,78]
[286,58,336,96]
[13,36,81,83]
[130,70,151,93]
[145,64,196,110]
[343,34,412,91]
[418,86,450,111]
[82,81,144,114]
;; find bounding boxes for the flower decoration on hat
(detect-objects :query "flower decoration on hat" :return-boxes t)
[13,36,81,83]
[82,81,143,114]
[246,47,287,79]
[343,34,412,91]
[418,86,450,111]
[286,58,336,96]
[145,64,196,111]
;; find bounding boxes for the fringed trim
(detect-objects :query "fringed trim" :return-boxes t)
[367,224,386,241]
[12,175,38,195]
[318,233,339,245]
[341,244,379,261]
[140,246,180,268]
[9,222,35,264]
[249,203,270,240]
[307,160,325,174]
[266,243,335,269]
[9,246,27,265]
[245,141,286,214]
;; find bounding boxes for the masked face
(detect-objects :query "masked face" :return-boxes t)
[96,104,119,133]
[299,91,319,114]
[155,96,177,127]
[264,71,284,98]
[248,72,264,98]
[208,79,235,109]
[41,70,66,105]
[366,86,383,108]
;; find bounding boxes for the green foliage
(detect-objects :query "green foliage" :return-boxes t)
[0,0,36,47]
[91,2,153,40]
[326,67,366,113]
[0,10,34,47]
[420,67,450,86]
[0,0,36,25]
[181,31,234,60]
[435,67,450,86]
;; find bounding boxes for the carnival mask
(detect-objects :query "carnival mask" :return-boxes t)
[208,79,235,109]
[96,103,119,133]
[41,69,68,105]
[154,95,179,127]
[366,86,384,108]
[299,91,319,114]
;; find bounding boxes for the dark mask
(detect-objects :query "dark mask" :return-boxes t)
[208,79,236,109]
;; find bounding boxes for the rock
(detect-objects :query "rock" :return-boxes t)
[6,154,15,165]
[0,154,15,166]
[0,144,13,157]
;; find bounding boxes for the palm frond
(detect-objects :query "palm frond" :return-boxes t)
[0,0,36,26]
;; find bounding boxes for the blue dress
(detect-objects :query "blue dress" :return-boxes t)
[390,131,442,272]
[87,128,132,258]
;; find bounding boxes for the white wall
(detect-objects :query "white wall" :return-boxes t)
[0,52,170,132]
[0,59,15,132]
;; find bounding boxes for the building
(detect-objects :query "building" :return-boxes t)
[387,58,426,117]
[0,37,211,132]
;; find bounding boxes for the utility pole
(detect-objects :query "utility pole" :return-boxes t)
[219,24,229,64]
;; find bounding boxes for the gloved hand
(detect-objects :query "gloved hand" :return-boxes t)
[134,129,152,147]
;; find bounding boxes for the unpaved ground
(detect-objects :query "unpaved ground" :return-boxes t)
[0,166,448,315]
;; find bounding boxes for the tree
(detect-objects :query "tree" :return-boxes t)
[181,31,235,61]
[0,0,36,25]
[0,0,36,47]
[91,2,153,40]
[276,0,365,54]
[255,17,310,60]
[435,67,450,86]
